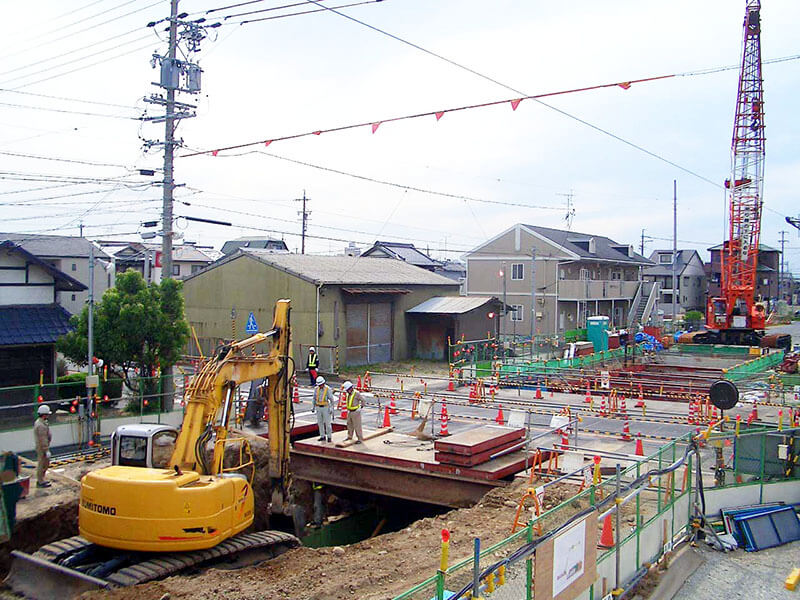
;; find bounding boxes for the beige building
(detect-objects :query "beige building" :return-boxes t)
[464,224,651,336]
[182,250,460,368]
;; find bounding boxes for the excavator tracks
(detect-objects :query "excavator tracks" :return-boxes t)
[6,530,299,599]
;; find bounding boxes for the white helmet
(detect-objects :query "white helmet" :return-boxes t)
[315,376,325,385]
[38,404,52,416]
[309,346,316,352]
[342,381,353,391]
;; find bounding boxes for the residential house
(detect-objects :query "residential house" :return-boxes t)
[0,241,85,397]
[0,233,112,316]
[464,224,651,336]
[221,236,289,255]
[361,241,443,272]
[706,243,779,302]
[182,250,461,367]
[643,250,706,316]
[99,241,221,282]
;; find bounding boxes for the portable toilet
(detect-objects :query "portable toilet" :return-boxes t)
[586,316,610,352]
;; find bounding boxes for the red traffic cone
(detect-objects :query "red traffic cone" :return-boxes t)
[635,391,644,409]
[620,395,628,416]
[620,419,632,441]
[560,429,570,450]
[599,514,615,548]
[535,384,543,400]
[495,404,505,425]
[600,395,607,416]
[634,434,644,456]
[440,402,450,436]
[382,407,391,428]
[293,386,300,404]
[339,391,348,419]
[584,385,592,404]
[356,375,362,391]
[389,393,399,415]
[448,376,455,392]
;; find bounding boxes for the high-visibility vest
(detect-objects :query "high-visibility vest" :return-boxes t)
[346,390,360,411]
[315,386,329,407]
[308,353,319,368]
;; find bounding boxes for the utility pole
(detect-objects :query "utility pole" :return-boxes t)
[640,229,646,256]
[672,180,678,328]
[160,0,179,282]
[501,263,507,342]
[779,230,787,302]
[295,191,310,254]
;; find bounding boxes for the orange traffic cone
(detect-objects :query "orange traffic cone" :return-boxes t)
[620,419,632,441]
[584,385,592,404]
[440,402,450,436]
[448,376,455,392]
[469,383,477,400]
[339,390,348,419]
[495,404,505,425]
[535,384,543,400]
[560,429,570,450]
[634,434,644,456]
[748,399,758,424]
[356,375,362,391]
[688,399,696,425]
[382,406,391,428]
[620,395,628,417]
[635,386,644,408]
[389,393,398,415]
[600,395,607,417]
[599,514,615,548]
[293,385,300,404]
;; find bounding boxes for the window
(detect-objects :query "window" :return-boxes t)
[71,294,76,301]
[611,271,622,280]
[71,263,77,271]
[659,253,672,264]
[118,435,148,467]
[763,278,769,285]
[510,304,524,322]
[172,264,180,276]
[511,263,524,280]
[559,269,566,280]
[579,268,589,281]
[151,430,178,468]
[191,264,203,274]
[683,276,690,285]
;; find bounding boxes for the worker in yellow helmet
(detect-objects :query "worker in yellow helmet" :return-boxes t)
[342,381,364,444]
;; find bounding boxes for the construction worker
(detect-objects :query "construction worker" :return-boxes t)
[342,381,364,444]
[244,377,267,428]
[34,405,52,488]
[306,346,319,386]
[312,376,334,442]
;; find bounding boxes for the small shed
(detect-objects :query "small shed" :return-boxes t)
[406,296,504,360]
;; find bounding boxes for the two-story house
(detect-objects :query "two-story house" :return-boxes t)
[643,250,706,316]
[99,241,221,282]
[0,241,85,389]
[706,243,779,302]
[0,233,112,316]
[465,224,651,337]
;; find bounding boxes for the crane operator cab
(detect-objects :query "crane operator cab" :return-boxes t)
[111,424,178,469]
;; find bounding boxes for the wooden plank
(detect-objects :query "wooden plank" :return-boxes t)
[433,426,525,456]
[334,427,393,448]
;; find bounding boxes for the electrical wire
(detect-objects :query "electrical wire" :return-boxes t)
[0,150,132,169]
[228,0,378,25]
[216,0,332,19]
[0,100,140,120]
[0,87,139,111]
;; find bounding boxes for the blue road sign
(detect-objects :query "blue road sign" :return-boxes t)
[245,311,258,334]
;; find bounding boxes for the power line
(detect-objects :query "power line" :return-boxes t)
[0,150,133,169]
[0,87,139,110]
[0,100,139,120]
[226,0,378,25]
[215,0,331,19]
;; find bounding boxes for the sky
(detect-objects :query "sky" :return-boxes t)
[2,0,799,270]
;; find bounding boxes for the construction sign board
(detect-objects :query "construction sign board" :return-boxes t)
[534,511,598,600]
[600,371,610,389]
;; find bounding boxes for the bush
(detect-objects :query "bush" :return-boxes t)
[685,310,704,323]
[56,373,123,403]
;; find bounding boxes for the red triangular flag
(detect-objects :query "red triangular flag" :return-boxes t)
[371,122,381,134]
[511,99,522,111]
[313,131,322,135]
[435,111,444,121]
[212,150,218,157]
[618,82,631,90]
[264,140,272,147]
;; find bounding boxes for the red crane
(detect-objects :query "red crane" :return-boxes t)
[705,0,766,346]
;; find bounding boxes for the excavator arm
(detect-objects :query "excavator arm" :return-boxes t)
[171,299,292,486]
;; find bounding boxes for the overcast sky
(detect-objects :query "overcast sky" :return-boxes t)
[2,0,799,268]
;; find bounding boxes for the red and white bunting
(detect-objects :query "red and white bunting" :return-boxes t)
[435,111,444,121]
[371,122,381,134]
[510,98,522,111]
[264,140,272,147]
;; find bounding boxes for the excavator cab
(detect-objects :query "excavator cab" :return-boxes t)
[111,424,178,469]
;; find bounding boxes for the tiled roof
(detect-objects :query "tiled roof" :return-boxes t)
[522,225,651,264]
[187,250,460,286]
[0,241,86,292]
[0,233,109,259]
[0,304,75,346]
[362,241,442,268]
[643,249,701,276]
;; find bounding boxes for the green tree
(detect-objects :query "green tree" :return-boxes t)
[58,270,190,399]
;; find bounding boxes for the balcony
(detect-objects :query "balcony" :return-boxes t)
[558,279,639,300]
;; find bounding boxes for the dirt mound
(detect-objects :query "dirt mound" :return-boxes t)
[81,479,583,600]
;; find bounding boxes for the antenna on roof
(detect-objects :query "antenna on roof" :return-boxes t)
[556,191,576,230]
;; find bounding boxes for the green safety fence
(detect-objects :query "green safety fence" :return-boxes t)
[393,426,800,600]
[675,343,754,357]
[723,350,785,382]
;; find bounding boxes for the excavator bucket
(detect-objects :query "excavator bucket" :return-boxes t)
[4,550,110,599]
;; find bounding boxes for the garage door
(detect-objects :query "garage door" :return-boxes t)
[345,302,392,365]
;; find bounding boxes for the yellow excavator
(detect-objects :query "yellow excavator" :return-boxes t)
[7,299,299,599]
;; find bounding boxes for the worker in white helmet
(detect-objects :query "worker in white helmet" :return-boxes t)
[306,346,319,386]
[342,381,364,444]
[312,376,334,442]
[33,404,53,488]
